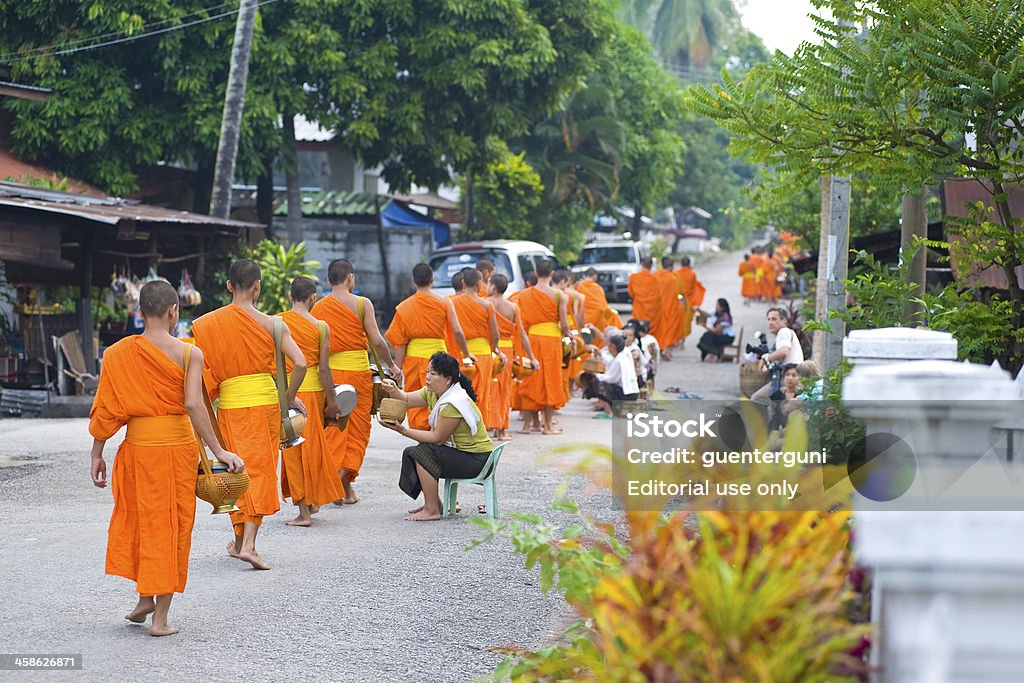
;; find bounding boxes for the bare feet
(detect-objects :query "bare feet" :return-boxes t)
[150,624,180,637]
[125,600,155,624]
[285,516,312,527]
[332,498,345,507]
[542,427,564,435]
[309,505,320,515]
[342,495,359,505]
[237,549,271,570]
[404,510,442,521]
[226,540,241,558]
[516,427,531,434]
[408,504,425,513]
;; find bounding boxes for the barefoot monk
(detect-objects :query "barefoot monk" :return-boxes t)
[90,280,244,636]
[192,259,308,570]
[517,259,570,434]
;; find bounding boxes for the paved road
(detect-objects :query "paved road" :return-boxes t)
[0,250,760,682]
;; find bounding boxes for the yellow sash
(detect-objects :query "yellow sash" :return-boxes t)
[498,339,513,349]
[407,337,447,359]
[218,373,278,409]
[466,337,492,355]
[529,322,562,337]
[329,350,371,372]
[298,365,324,392]
[126,415,195,446]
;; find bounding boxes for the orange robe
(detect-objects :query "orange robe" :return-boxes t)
[488,307,517,430]
[452,294,495,425]
[675,267,706,342]
[311,295,373,483]
[278,311,343,507]
[386,291,450,430]
[739,259,757,299]
[192,304,279,534]
[628,269,660,323]
[518,287,567,409]
[90,336,198,596]
[578,279,613,344]
[650,269,684,348]
[750,253,766,298]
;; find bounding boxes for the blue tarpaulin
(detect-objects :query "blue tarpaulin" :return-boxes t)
[383,201,451,248]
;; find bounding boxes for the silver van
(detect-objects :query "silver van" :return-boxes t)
[428,240,558,296]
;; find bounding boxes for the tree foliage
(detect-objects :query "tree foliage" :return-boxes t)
[470,144,544,242]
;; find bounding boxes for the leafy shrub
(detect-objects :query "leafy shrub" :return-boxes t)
[243,240,321,314]
[474,442,868,682]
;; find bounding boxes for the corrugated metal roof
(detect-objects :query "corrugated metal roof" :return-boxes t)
[0,180,257,229]
[274,190,391,217]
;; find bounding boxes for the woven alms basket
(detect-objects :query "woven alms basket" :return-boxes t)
[196,460,250,515]
[582,358,605,373]
[379,397,408,422]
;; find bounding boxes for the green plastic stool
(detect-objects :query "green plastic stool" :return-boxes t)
[443,442,508,519]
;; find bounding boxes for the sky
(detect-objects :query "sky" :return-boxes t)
[738,0,822,55]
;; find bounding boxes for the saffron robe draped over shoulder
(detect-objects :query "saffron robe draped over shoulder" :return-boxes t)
[488,306,517,430]
[191,304,280,531]
[650,269,684,348]
[628,270,660,324]
[278,311,343,507]
[675,267,706,342]
[90,335,198,596]
[577,280,613,345]
[452,295,495,424]
[739,259,757,299]
[312,295,372,482]
[518,287,567,409]
[386,291,452,430]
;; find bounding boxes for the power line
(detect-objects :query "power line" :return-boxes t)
[0,0,280,64]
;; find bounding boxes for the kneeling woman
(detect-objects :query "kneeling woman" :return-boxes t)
[378,352,493,521]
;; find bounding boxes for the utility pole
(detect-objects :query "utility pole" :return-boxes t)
[210,0,258,218]
[900,187,928,325]
[821,175,851,373]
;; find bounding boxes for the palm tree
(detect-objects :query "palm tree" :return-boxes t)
[524,85,626,209]
[619,0,741,68]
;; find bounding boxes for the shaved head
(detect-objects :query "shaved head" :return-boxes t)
[328,258,354,285]
[290,276,318,303]
[477,259,494,275]
[462,268,482,289]
[536,259,554,278]
[228,259,261,291]
[139,280,178,318]
[451,271,465,292]
[552,269,569,285]
[412,263,433,287]
[489,273,509,294]
[661,256,674,269]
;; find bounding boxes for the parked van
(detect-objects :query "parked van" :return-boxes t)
[570,237,650,303]
[428,240,558,296]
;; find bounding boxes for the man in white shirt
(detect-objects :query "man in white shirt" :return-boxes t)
[750,307,804,407]
[596,334,640,403]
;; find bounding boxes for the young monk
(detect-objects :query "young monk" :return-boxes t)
[312,258,401,505]
[386,263,471,430]
[90,280,244,636]
[516,259,570,434]
[627,257,660,326]
[476,258,495,296]
[675,256,706,349]
[577,268,615,346]
[650,256,684,360]
[452,268,506,426]
[278,276,344,527]
[739,253,756,305]
[192,259,308,571]
[444,270,467,359]
[553,270,582,404]
[487,274,537,440]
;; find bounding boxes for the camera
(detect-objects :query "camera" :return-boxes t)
[745,331,770,357]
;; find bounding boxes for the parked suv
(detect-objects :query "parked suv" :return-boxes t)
[428,240,558,296]
[571,238,649,303]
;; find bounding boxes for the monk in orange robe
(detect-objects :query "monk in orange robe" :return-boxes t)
[577,268,617,346]
[487,273,537,439]
[750,249,766,302]
[554,270,584,405]
[506,271,536,416]
[452,268,505,425]
[517,259,570,434]
[628,257,660,325]
[675,256,706,347]
[444,270,467,358]
[387,263,470,431]
[313,258,402,505]
[278,276,344,526]
[192,260,308,570]
[739,253,757,304]
[650,256,685,358]
[91,280,243,636]
[476,258,495,297]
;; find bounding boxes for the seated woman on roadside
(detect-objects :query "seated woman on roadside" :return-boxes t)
[378,352,494,521]
[696,298,735,362]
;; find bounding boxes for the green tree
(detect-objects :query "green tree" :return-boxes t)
[619,0,743,68]
[469,145,544,242]
[688,0,1024,322]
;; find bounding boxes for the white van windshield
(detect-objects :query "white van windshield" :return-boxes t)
[578,246,636,265]
[429,250,514,287]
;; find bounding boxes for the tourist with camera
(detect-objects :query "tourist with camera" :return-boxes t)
[750,307,804,407]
